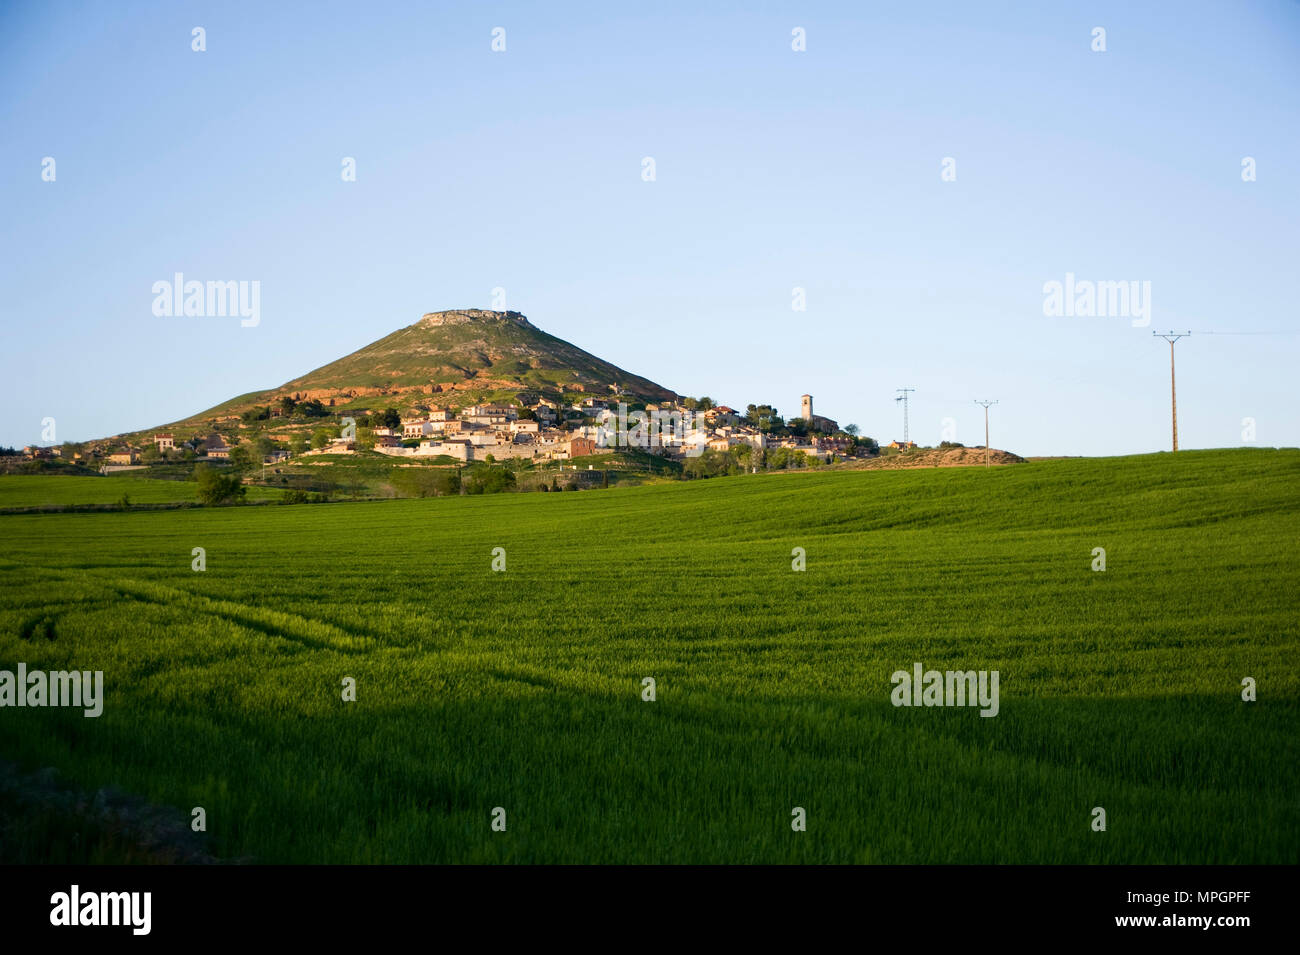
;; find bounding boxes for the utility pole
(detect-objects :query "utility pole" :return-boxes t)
[895,388,915,445]
[974,400,998,467]
[1153,332,1190,451]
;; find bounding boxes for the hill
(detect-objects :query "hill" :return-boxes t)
[837,446,1024,470]
[275,309,676,404]
[104,309,678,442]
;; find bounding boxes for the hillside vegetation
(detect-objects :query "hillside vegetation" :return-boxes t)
[116,309,678,443]
[280,309,676,400]
[0,448,1296,862]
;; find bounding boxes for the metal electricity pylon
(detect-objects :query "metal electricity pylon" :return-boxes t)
[895,388,915,444]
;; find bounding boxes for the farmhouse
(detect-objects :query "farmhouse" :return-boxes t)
[203,435,231,459]
[419,439,473,461]
[468,403,517,421]
[402,418,432,438]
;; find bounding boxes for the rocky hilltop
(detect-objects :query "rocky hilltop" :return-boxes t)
[270,308,675,403]
[417,308,535,329]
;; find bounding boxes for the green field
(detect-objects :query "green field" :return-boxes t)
[0,475,285,508]
[1,449,1297,863]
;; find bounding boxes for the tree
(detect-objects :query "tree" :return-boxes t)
[311,430,330,450]
[845,423,860,437]
[195,465,246,505]
[697,396,715,411]
[278,395,297,415]
[684,449,728,479]
[227,445,255,471]
[745,404,782,430]
[381,407,401,430]
[464,466,515,495]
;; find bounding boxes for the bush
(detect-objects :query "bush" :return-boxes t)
[683,449,735,479]
[195,465,246,505]
[464,466,516,495]
[389,467,461,498]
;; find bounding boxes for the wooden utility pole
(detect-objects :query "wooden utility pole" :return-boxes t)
[974,400,997,467]
[1154,332,1190,451]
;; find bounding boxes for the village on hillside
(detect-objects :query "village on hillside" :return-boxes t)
[15,391,922,475]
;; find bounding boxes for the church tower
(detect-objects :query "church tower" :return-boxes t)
[801,394,813,420]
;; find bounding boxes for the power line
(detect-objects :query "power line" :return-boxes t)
[974,400,998,467]
[895,388,914,444]
[1187,330,1300,336]
[1153,331,1190,451]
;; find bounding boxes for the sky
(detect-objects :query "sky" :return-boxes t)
[2,0,1298,456]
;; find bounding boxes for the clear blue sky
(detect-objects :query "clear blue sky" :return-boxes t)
[3,1,1298,456]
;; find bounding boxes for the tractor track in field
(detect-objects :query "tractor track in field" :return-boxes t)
[2,560,376,654]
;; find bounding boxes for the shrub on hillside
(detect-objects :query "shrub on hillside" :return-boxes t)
[194,465,246,505]
[389,467,461,498]
[464,466,515,495]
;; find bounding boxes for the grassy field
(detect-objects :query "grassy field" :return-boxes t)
[1,448,1297,863]
[0,475,285,508]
